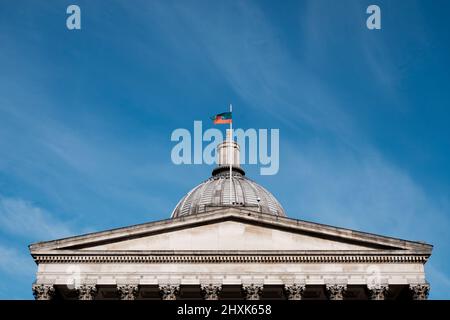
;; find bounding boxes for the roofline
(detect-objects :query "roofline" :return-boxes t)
[29,208,433,253]
[31,249,433,256]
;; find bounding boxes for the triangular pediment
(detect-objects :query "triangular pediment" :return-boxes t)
[29,209,432,256]
[77,220,383,251]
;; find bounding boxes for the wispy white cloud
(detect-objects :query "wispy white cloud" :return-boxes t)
[146,0,450,239]
[427,265,450,298]
[139,1,450,297]
[146,0,449,227]
[0,244,36,299]
[128,1,356,143]
[281,142,450,238]
[267,140,450,300]
[273,141,450,298]
[0,102,181,221]
[0,196,74,241]
[0,245,34,276]
[0,0,448,299]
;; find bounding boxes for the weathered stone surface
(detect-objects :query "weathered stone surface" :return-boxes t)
[201,284,221,300]
[367,284,389,300]
[284,284,306,300]
[32,283,55,300]
[410,283,430,300]
[117,284,139,300]
[29,209,433,253]
[29,209,432,300]
[159,284,179,300]
[77,284,97,300]
[242,284,263,300]
[326,284,347,300]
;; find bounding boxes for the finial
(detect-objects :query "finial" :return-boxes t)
[211,131,245,176]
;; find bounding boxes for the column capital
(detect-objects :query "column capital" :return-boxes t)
[159,284,180,300]
[284,284,306,300]
[242,284,263,300]
[201,284,222,300]
[32,283,55,300]
[77,284,97,300]
[367,284,389,300]
[117,284,139,300]
[409,283,430,300]
[325,284,347,300]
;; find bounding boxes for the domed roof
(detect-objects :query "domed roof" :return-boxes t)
[171,169,286,218]
[171,129,285,218]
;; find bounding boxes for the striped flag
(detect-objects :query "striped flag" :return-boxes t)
[211,112,232,124]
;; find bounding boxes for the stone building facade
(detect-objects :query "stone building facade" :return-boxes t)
[29,136,432,300]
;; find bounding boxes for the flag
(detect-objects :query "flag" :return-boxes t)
[211,112,232,124]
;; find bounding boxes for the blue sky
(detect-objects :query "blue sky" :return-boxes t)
[0,0,449,299]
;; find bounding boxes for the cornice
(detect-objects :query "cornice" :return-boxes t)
[33,251,430,264]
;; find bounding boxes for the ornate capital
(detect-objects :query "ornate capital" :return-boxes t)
[159,284,180,300]
[77,284,97,300]
[367,284,389,300]
[242,284,263,300]
[117,284,139,300]
[32,283,55,300]
[201,284,222,300]
[325,284,347,300]
[409,283,430,300]
[284,284,306,300]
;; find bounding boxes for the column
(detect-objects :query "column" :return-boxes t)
[201,284,222,300]
[325,284,347,300]
[117,284,139,300]
[284,284,306,300]
[77,284,97,300]
[409,283,430,300]
[367,284,389,300]
[242,284,263,300]
[159,284,180,300]
[32,283,55,300]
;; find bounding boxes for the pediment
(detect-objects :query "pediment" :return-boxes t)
[29,209,432,254]
[80,220,381,251]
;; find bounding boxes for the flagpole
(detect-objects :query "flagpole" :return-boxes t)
[229,103,233,205]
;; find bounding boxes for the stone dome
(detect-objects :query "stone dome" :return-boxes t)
[171,169,286,218]
[171,130,285,218]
